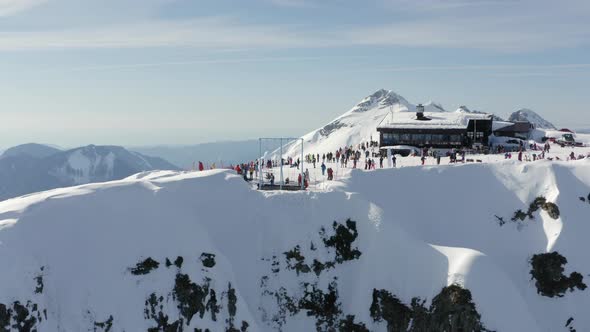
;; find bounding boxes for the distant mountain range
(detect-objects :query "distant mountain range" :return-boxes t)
[0,144,179,201]
[131,140,260,170]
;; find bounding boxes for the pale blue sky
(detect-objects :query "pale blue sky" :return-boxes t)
[1,0,590,147]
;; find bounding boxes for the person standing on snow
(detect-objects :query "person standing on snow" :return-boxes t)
[321,162,326,176]
[392,155,397,168]
[198,161,204,172]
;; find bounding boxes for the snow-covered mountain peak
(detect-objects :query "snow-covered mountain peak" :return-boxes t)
[456,105,472,113]
[455,105,505,121]
[350,89,411,113]
[509,109,556,129]
[274,90,454,158]
[424,101,447,112]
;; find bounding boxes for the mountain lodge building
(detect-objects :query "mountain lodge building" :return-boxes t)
[377,104,494,150]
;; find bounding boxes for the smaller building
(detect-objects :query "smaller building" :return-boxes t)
[377,105,493,149]
[493,121,534,140]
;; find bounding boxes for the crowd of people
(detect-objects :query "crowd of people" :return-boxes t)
[190,138,589,190]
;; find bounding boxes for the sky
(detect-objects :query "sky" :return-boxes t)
[1,0,590,147]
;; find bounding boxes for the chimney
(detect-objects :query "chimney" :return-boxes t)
[416,104,425,120]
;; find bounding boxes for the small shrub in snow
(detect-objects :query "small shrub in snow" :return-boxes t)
[173,273,211,324]
[566,317,577,332]
[284,245,311,275]
[130,257,159,275]
[298,280,342,332]
[530,252,587,297]
[511,209,528,222]
[173,256,183,269]
[338,315,369,332]
[34,266,44,294]
[504,196,560,226]
[200,253,216,268]
[542,202,560,219]
[93,315,114,332]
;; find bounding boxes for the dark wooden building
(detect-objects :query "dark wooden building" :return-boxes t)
[377,105,493,149]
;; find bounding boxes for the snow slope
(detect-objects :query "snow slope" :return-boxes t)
[509,109,557,129]
[1,160,589,331]
[275,89,446,159]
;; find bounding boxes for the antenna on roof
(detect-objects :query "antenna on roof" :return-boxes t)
[416,104,425,120]
[390,105,393,124]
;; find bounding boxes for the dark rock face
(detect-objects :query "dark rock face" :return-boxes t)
[319,121,348,138]
[370,289,412,331]
[130,257,160,275]
[264,219,492,332]
[370,285,490,332]
[530,252,587,298]
[0,301,45,332]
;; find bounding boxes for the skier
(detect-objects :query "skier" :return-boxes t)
[392,155,397,168]
[321,162,326,176]
[327,167,334,180]
[379,155,384,168]
[198,161,204,172]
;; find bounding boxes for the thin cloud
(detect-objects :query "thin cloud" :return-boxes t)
[0,2,589,52]
[360,63,590,73]
[40,55,369,73]
[0,0,47,16]
[266,0,314,8]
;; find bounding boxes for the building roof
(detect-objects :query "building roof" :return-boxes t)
[377,111,492,130]
[493,121,533,133]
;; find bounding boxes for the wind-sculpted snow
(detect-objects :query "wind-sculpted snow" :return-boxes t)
[0,161,589,331]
